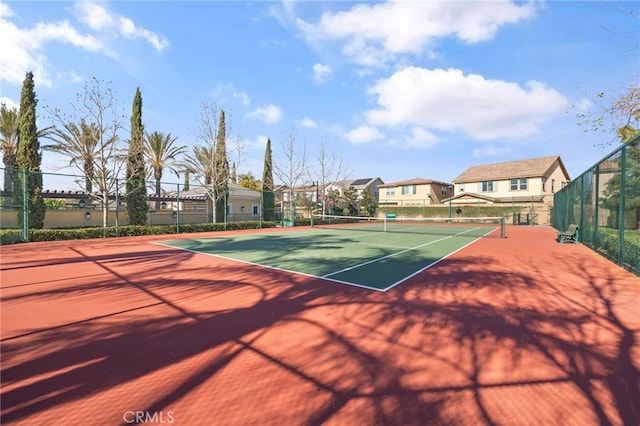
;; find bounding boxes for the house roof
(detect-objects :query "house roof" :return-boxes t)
[171,183,261,199]
[378,177,451,188]
[330,177,383,189]
[351,178,372,186]
[452,156,569,183]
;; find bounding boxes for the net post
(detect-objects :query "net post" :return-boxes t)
[501,217,506,238]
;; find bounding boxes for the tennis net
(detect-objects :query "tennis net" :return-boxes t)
[311,214,507,238]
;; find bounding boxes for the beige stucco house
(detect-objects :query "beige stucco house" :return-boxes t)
[277,178,384,218]
[324,177,384,199]
[378,178,454,207]
[163,183,263,222]
[450,155,570,204]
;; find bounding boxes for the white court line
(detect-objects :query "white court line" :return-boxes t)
[384,225,497,291]
[322,226,484,279]
[151,240,389,292]
[153,224,498,292]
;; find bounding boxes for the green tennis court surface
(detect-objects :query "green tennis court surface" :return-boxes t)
[156,220,502,291]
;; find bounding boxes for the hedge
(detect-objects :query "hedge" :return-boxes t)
[0,221,276,245]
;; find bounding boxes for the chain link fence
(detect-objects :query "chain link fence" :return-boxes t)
[0,168,278,241]
[551,134,640,276]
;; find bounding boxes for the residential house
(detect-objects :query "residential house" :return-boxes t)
[164,183,262,222]
[325,177,384,199]
[275,178,384,217]
[450,155,571,224]
[322,177,384,215]
[378,178,454,207]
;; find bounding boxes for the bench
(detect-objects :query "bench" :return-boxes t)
[557,224,579,244]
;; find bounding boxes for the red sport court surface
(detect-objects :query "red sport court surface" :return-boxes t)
[1,225,638,425]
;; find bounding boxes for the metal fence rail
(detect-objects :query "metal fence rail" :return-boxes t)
[0,168,281,240]
[552,134,640,276]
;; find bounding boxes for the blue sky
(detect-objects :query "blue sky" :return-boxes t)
[1,0,638,190]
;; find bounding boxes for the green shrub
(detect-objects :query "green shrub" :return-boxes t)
[378,205,521,219]
[593,227,640,274]
[0,221,277,245]
[0,230,25,245]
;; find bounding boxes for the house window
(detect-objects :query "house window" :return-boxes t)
[542,177,547,191]
[441,186,447,195]
[520,178,528,190]
[552,179,556,192]
[401,185,416,195]
[481,181,495,192]
[386,188,395,196]
[510,178,528,191]
[459,184,464,193]
[253,205,259,215]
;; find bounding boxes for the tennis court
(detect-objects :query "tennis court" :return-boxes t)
[1,224,638,425]
[156,216,506,291]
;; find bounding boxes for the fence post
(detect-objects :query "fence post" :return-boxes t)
[594,165,600,251]
[579,176,585,233]
[224,188,228,230]
[22,170,28,241]
[176,183,180,234]
[618,147,626,266]
[115,178,120,237]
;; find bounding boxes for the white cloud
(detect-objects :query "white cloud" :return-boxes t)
[76,2,113,31]
[365,67,568,140]
[0,3,102,86]
[69,69,83,83]
[0,2,167,87]
[118,17,168,52]
[575,97,592,112]
[402,126,438,148]
[312,63,332,84]
[233,91,251,107]
[247,104,283,124]
[297,117,317,128]
[342,125,384,144]
[211,83,252,107]
[75,2,168,52]
[246,134,270,149]
[0,97,19,110]
[472,144,513,158]
[297,0,538,66]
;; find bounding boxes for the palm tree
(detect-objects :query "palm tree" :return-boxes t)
[44,119,100,193]
[144,131,186,210]
[0,105,19,199]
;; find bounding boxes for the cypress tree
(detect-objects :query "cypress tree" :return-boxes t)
[214,110,229,223]
[15,71,45,229]
[126,87,148,225]
[262,137,275,221]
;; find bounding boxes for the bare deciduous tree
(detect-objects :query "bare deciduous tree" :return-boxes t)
[187,102,243,223]
[273,129,307,221]
[309,136,352,216]
[46,77,126,229]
